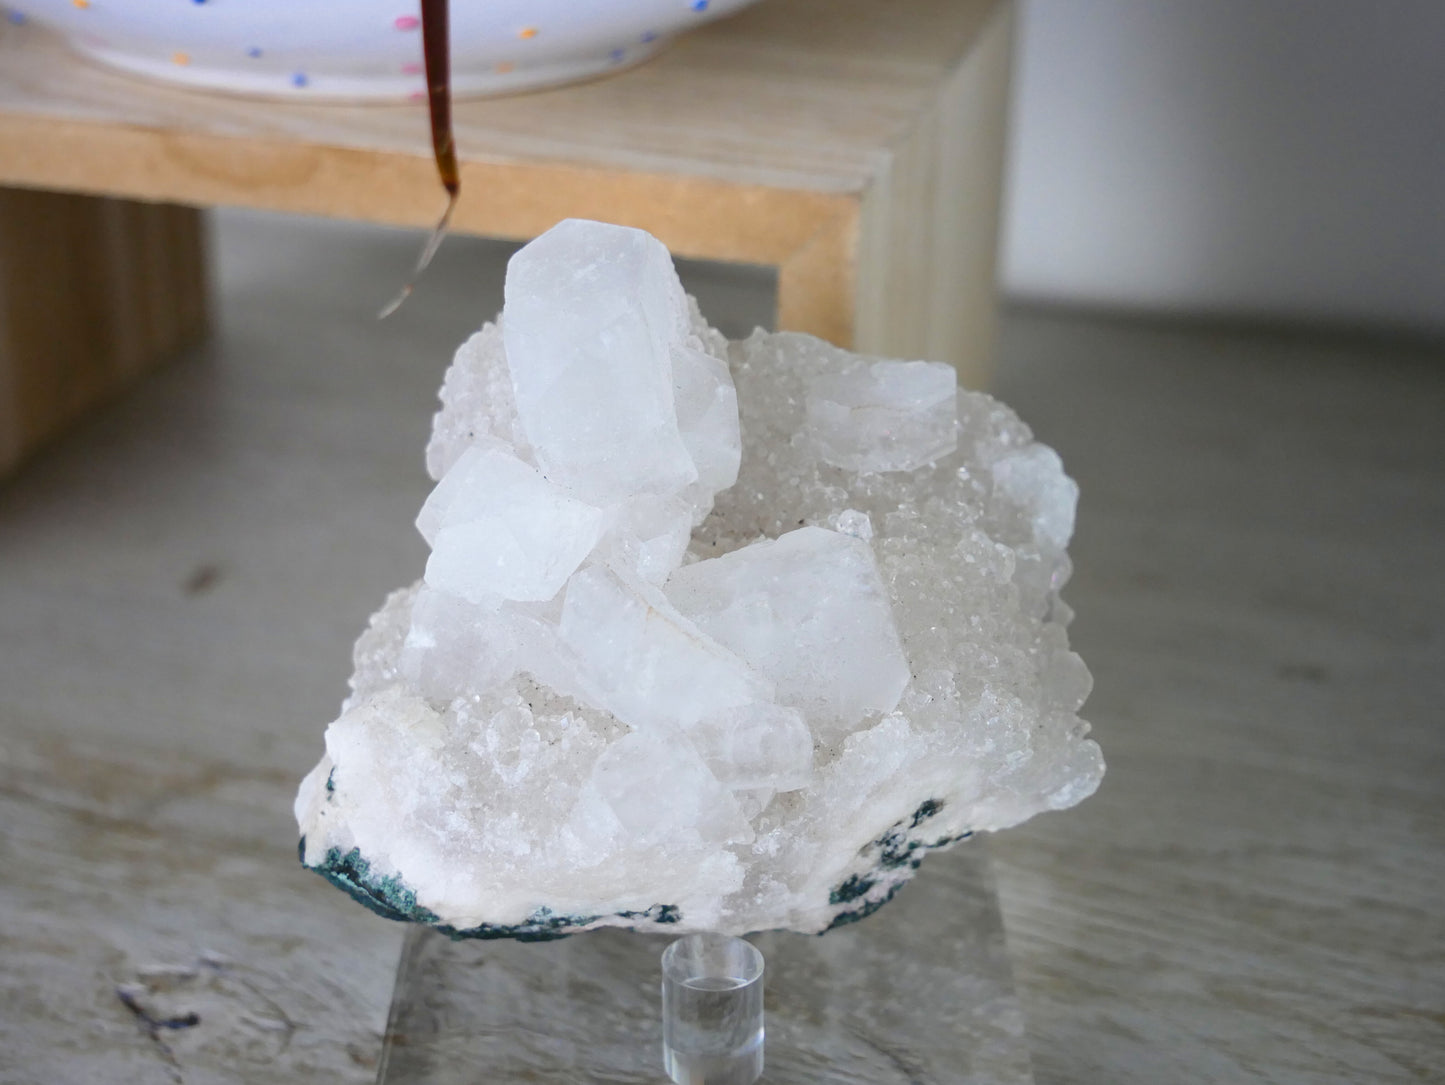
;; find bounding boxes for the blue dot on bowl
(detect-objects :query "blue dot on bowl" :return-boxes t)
[6,9,27,23]
[691,0,709,11]
[247,46,263,58]
[641,29,657,43]
[609,47,626,63]
[291,72,309,88]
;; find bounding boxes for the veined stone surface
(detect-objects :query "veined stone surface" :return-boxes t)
[295,219,1103,938]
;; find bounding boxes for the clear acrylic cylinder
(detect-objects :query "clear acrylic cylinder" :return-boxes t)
[661,933,765,1085]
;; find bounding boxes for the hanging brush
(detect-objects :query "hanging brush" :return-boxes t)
[380,0,457,319]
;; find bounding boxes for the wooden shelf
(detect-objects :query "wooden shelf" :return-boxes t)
[0,0,1013,471]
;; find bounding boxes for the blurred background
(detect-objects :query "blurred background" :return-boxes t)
[1003,0,1445,334]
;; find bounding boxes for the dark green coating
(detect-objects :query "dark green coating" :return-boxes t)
[300,837,680,941]
[822,798,973,933]
[909,798,945,827]
[302,796,969,940]
[829,873,878,906]
[824,879,908,930]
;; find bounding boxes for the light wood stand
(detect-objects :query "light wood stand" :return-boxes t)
[0,0,1013,473]
[0,189,208,474]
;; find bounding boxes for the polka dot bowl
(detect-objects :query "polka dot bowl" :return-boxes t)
[3,0,761,100]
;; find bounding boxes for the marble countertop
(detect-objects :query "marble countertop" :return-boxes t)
[0,209,1439,1083]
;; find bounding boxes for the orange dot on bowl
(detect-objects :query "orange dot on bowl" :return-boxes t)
[71,0,90,9]
[518,26,538,40]
[496,60,515,74]
[172,52,191,66]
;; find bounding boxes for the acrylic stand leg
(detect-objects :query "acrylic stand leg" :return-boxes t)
[661,933,765,1085]
[375,837,1032,1083]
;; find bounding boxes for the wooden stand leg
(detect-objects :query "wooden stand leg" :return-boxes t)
[852,0,1015,389]
[776,212,859,354]
[0,188,209,475]
[771,0,1013,388]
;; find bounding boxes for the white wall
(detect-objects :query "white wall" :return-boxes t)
[1001,0,1445,333]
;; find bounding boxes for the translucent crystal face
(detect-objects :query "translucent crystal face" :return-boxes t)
[501,218,706,507]
[804,358,959,473]
[419,442,607,604]
[667,526,911,742]
[296,219,1103,938]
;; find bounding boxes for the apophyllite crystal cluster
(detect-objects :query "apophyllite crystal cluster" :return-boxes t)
[295,219,1103,938]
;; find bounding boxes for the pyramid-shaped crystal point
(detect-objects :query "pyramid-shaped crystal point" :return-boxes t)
[419,442,605,604]
[502,219,700,506]
[666,526,910,740]
[296,218,1103,939]
[556,562,773,733]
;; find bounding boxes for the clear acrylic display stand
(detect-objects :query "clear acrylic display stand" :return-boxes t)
[374,838,1033,1084]
[662,933,766,1084]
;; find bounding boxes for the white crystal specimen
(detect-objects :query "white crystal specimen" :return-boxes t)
[671,344,742,520]
[596,494,693,587]
[296,220,1103,940]
[592,731,754,847]
[502,219,699,506]
[687,703,813,793]
[397,586,516,702]
[424,322,530,482]
[556,563,772,733]
[667,527,910,739]
[990,443,1079,555]
[804,359,958,472]
[420,443,605,604]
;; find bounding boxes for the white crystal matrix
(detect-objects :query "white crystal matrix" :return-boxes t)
[296,219,1103,937]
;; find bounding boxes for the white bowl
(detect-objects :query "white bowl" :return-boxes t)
[5,0,761,100]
